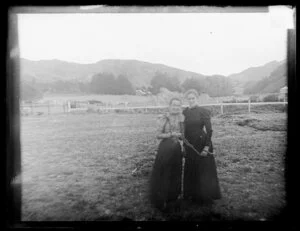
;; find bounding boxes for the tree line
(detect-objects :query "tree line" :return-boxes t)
[150,72,234,97]
[21,71,234,101]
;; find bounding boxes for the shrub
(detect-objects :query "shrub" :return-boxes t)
[223,99,236,103]
[263,94,278,102]
[237,99,249,103]
[249,96,260,102]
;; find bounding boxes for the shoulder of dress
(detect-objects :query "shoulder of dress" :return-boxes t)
[157,113,170,121]
[165,112,171,119]
[198,107,211,118]
[179,114,185,122]
[182,107,188,114]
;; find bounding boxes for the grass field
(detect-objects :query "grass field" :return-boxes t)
[21,111,286,221]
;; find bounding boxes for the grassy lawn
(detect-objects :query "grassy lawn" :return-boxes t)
[21,111,286,221]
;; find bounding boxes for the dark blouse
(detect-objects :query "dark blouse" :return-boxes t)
[183,106,213,147]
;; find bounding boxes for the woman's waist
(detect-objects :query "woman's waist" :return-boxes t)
[185,132,206,142]
[159,137,182,150]
[185,130,206,137]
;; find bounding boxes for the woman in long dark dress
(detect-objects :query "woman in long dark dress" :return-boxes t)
[149,97,185,210]
[183,89,221,205]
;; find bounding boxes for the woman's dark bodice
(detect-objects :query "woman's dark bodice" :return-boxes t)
[183,106,213,147]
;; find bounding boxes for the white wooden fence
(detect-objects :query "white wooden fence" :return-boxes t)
[20,101,68,115]
[20,100,287,116]
[68,101,287,114]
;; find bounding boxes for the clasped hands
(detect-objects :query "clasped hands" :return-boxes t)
[169,132,210,157]
[200,146,210,157]
[170,132,182,139]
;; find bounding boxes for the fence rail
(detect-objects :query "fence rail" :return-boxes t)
[81,102,287,110]
[20,101,287,116]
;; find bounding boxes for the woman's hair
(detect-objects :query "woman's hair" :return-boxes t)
[184,89,199,99]
[169,97,182,106]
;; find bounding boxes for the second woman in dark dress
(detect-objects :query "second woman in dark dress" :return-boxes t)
[183,89,222,205]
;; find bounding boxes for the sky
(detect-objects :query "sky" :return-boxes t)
[17,6,294,76]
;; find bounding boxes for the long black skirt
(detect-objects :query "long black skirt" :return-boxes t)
[149,138,183,209]
[183,137,222,204]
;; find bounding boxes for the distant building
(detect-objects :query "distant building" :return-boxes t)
[279,86,287,101]
[136,89,147,96]
[279,86,287,94]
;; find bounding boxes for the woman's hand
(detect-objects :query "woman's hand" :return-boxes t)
[171,132,182,138]
[157,132,172,139]
[200,146,209,156]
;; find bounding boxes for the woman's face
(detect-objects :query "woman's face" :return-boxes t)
[169,99,182,114]
[187,93,197,107]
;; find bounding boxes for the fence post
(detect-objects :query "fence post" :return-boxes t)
[31,102,34,115]
[248,99,251,113]
[67,101,71,113]
[220,102,223,114]
[48,101,50,115]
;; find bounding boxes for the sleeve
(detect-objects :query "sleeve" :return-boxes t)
[156,114,170,139]
[182,108,187,117]
[179,113,185,123]
[202,109,213,147]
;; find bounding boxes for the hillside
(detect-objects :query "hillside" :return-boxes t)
[20,58,207,88]
[20,59,92,83]
[228,60,283,83]
[228,60,285,95]
[20,58,285,97]
[243,62,287,94]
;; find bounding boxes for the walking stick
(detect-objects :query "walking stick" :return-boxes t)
[178,122,186,200]
[178,150,185,200]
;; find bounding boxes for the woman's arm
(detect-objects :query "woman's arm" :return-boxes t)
[203,110,213,147]
[157,132,172,139]
[156,115,172,139]
[197,110,213,156]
